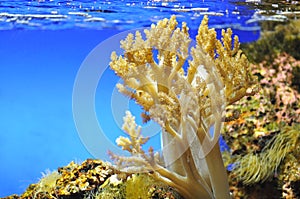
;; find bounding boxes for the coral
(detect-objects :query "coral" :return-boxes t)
[54,159,115,198]
[223,52,300,198]
[108,111,156,173]
[280,153,300,199]
[223,53,300,155]
[4,159,182,199]
[214,15,300,196]
[109,15,257,199]
[15,159,117,199]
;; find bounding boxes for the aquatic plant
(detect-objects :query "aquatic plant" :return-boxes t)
[233,124,299,184]
[20,170,61,199]
[109,15,257,199]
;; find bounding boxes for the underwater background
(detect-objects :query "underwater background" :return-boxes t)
[0,0,298,197]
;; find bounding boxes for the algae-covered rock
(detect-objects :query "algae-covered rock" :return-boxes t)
[4,159,182,199]
[222,18,300,199]
[241,19,300,64]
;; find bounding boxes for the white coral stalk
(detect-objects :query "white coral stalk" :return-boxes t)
[109,15,257,199]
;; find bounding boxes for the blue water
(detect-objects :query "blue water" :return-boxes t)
[0,0,261,197]
[0,0,260,30]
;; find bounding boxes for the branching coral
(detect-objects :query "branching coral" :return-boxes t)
[109,15,257,199]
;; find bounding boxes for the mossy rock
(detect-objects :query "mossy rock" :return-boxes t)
[241,19,300,64]
[3,160,182,199]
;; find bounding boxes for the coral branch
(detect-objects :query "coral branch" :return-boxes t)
[109,15,257,199]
